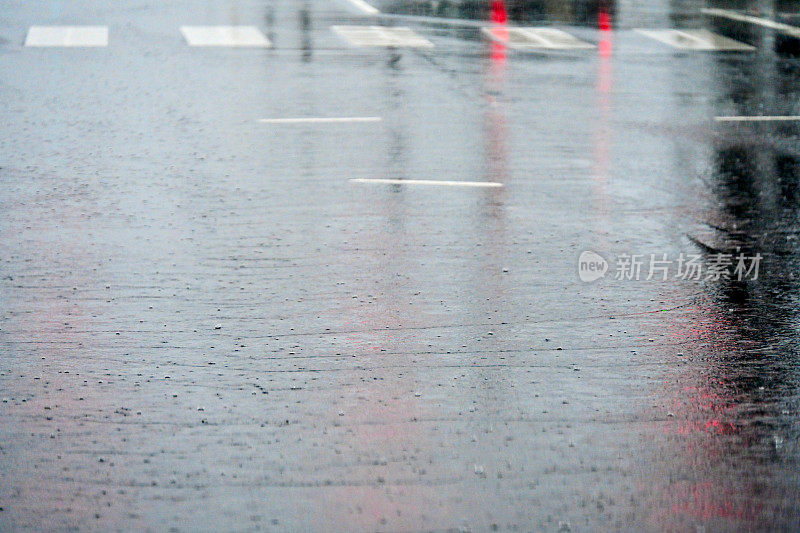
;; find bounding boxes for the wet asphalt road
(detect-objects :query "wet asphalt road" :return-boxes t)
[2,0,800,531]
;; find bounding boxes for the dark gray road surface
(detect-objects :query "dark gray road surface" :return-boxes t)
[2,0,800,531]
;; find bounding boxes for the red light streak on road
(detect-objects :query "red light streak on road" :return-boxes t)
[598,7,613,78]
[490,0,507,24]
[597,10,613,58]
[592,5,614,230]
[490,38,506,64]
[663,481,763,522]
[488,0,508,65]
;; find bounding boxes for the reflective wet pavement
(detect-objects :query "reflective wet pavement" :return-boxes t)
[1,0,800,531]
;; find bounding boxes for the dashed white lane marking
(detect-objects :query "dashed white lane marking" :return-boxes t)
[180,26,270,47]
[258,117,382,124]
[701,8,800,39]
[332,26,434,48]
[715,116,800,122]
[343,0,379,15]
[25,26,108,47]
[350,179,503,188]
[482,27,594,49]
[635,29,754,51]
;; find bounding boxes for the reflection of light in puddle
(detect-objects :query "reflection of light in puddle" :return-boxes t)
[592,6,613,239]
[487,0,508,64]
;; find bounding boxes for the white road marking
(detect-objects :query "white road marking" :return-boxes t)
[25,26,108,47]
[343,0,380,15]
[332,26,434,48]
[701,8,800,39]
[715,115,800,122]
[258,117,382,124]
[381,13,487,28]
[635,29,754,51]
[350,179,503,188]
[482,27,594,49]
[180,26,270,47]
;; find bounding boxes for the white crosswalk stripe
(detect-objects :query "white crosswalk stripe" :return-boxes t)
[25,26,108,47]
[702,8,800,40]
[635,29,754,51]
[259,117,381,124]
[350,178,502,188]
[180,26,271,47]
[482,27,594,49]
[332,26,433,48]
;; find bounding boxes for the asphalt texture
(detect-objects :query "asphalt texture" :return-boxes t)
[2,0,800,531]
